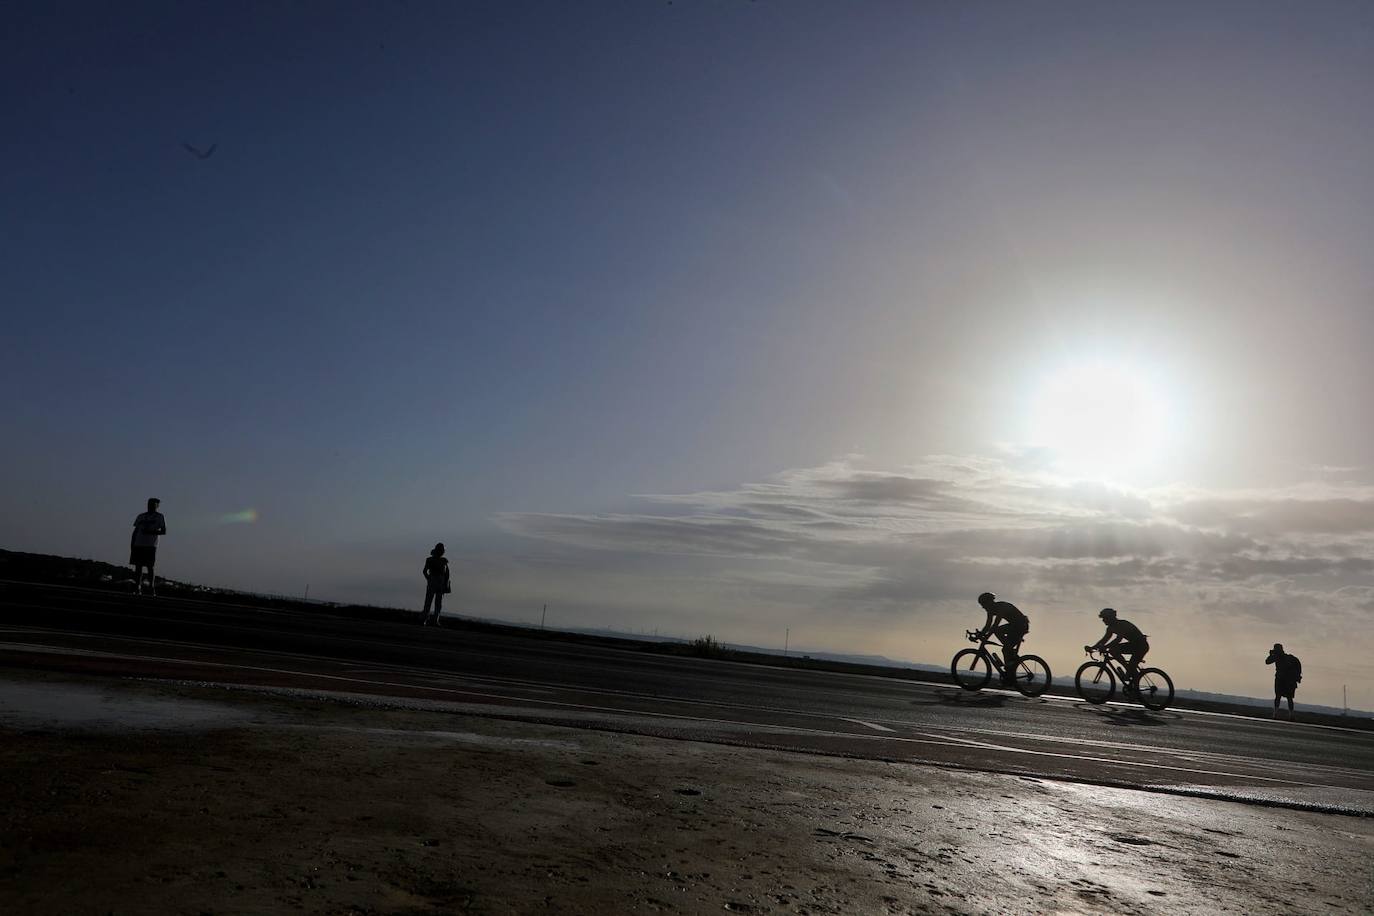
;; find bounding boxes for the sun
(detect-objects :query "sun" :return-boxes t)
[1027,361,1173,481]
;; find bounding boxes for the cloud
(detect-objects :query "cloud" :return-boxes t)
[479,456,1374,704]
[496,457,1374,629]
[495,512,810,559]
[1165,495,1374,536]
[817,473,971,507]
[933,521,1255,561]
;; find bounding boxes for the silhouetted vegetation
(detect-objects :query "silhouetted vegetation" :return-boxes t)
[691,634,730,658]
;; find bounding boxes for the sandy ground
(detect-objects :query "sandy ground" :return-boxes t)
[2,673,1372,915]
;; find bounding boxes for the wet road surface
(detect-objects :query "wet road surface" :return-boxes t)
[7,676,1372,915]
[3,580,1373,815]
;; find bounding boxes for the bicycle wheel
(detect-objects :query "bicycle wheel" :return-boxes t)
[1135,667,1175,711]
[1012,655,1052,697]
[1075,661,1115,704]
[951,648,993,691]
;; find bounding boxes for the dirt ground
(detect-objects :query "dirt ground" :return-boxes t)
[2,673,1371,915]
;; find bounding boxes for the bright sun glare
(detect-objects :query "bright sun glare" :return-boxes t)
[1028,362,1173,481]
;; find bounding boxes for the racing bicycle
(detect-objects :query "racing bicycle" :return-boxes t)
[951,630,1052,697]
[1075,647,1175,711]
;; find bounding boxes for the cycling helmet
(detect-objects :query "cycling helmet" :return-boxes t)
[1099,607,1117,620]
[977,592,996,606]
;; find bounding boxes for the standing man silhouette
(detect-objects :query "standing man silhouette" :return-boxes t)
[1265,643,1302,720]
[129,497,167,596]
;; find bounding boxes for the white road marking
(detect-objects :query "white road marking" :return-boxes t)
[841,717,895,732]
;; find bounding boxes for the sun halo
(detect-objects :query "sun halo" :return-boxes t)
[1026,361,1173,482]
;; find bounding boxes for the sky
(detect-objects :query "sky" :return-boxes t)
[5,1,1374,708]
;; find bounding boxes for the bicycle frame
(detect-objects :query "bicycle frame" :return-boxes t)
[1079,645,1173,710]
[967,631,1011,673]
[1089,647,1137,687]
[955,630,1052,698]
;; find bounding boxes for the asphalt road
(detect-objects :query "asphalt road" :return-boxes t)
[3,580,1373,816]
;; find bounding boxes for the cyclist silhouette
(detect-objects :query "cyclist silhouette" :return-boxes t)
[1085,608,1149,686]
[975,592,1029,686]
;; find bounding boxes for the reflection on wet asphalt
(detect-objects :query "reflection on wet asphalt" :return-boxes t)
[3,678,1372,916]
[0,677,256,731]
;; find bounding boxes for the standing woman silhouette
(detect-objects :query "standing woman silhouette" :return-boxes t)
[420,543,450,626]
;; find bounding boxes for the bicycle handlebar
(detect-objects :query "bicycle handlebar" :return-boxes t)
[1085,646,1140,670]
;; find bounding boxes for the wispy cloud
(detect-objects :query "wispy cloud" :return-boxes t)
[496,457,1374,636]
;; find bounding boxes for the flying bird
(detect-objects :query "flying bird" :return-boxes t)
[182,142,217,160]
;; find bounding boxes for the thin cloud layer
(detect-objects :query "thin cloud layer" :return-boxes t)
[497,457,1374,634]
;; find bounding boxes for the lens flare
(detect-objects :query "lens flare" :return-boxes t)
[218,509,259,525]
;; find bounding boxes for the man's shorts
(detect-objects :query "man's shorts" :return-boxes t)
[129,545,157,566]
[1275,679,1298,699]
[997,621,1028,646]
[1120,639,1148,658]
